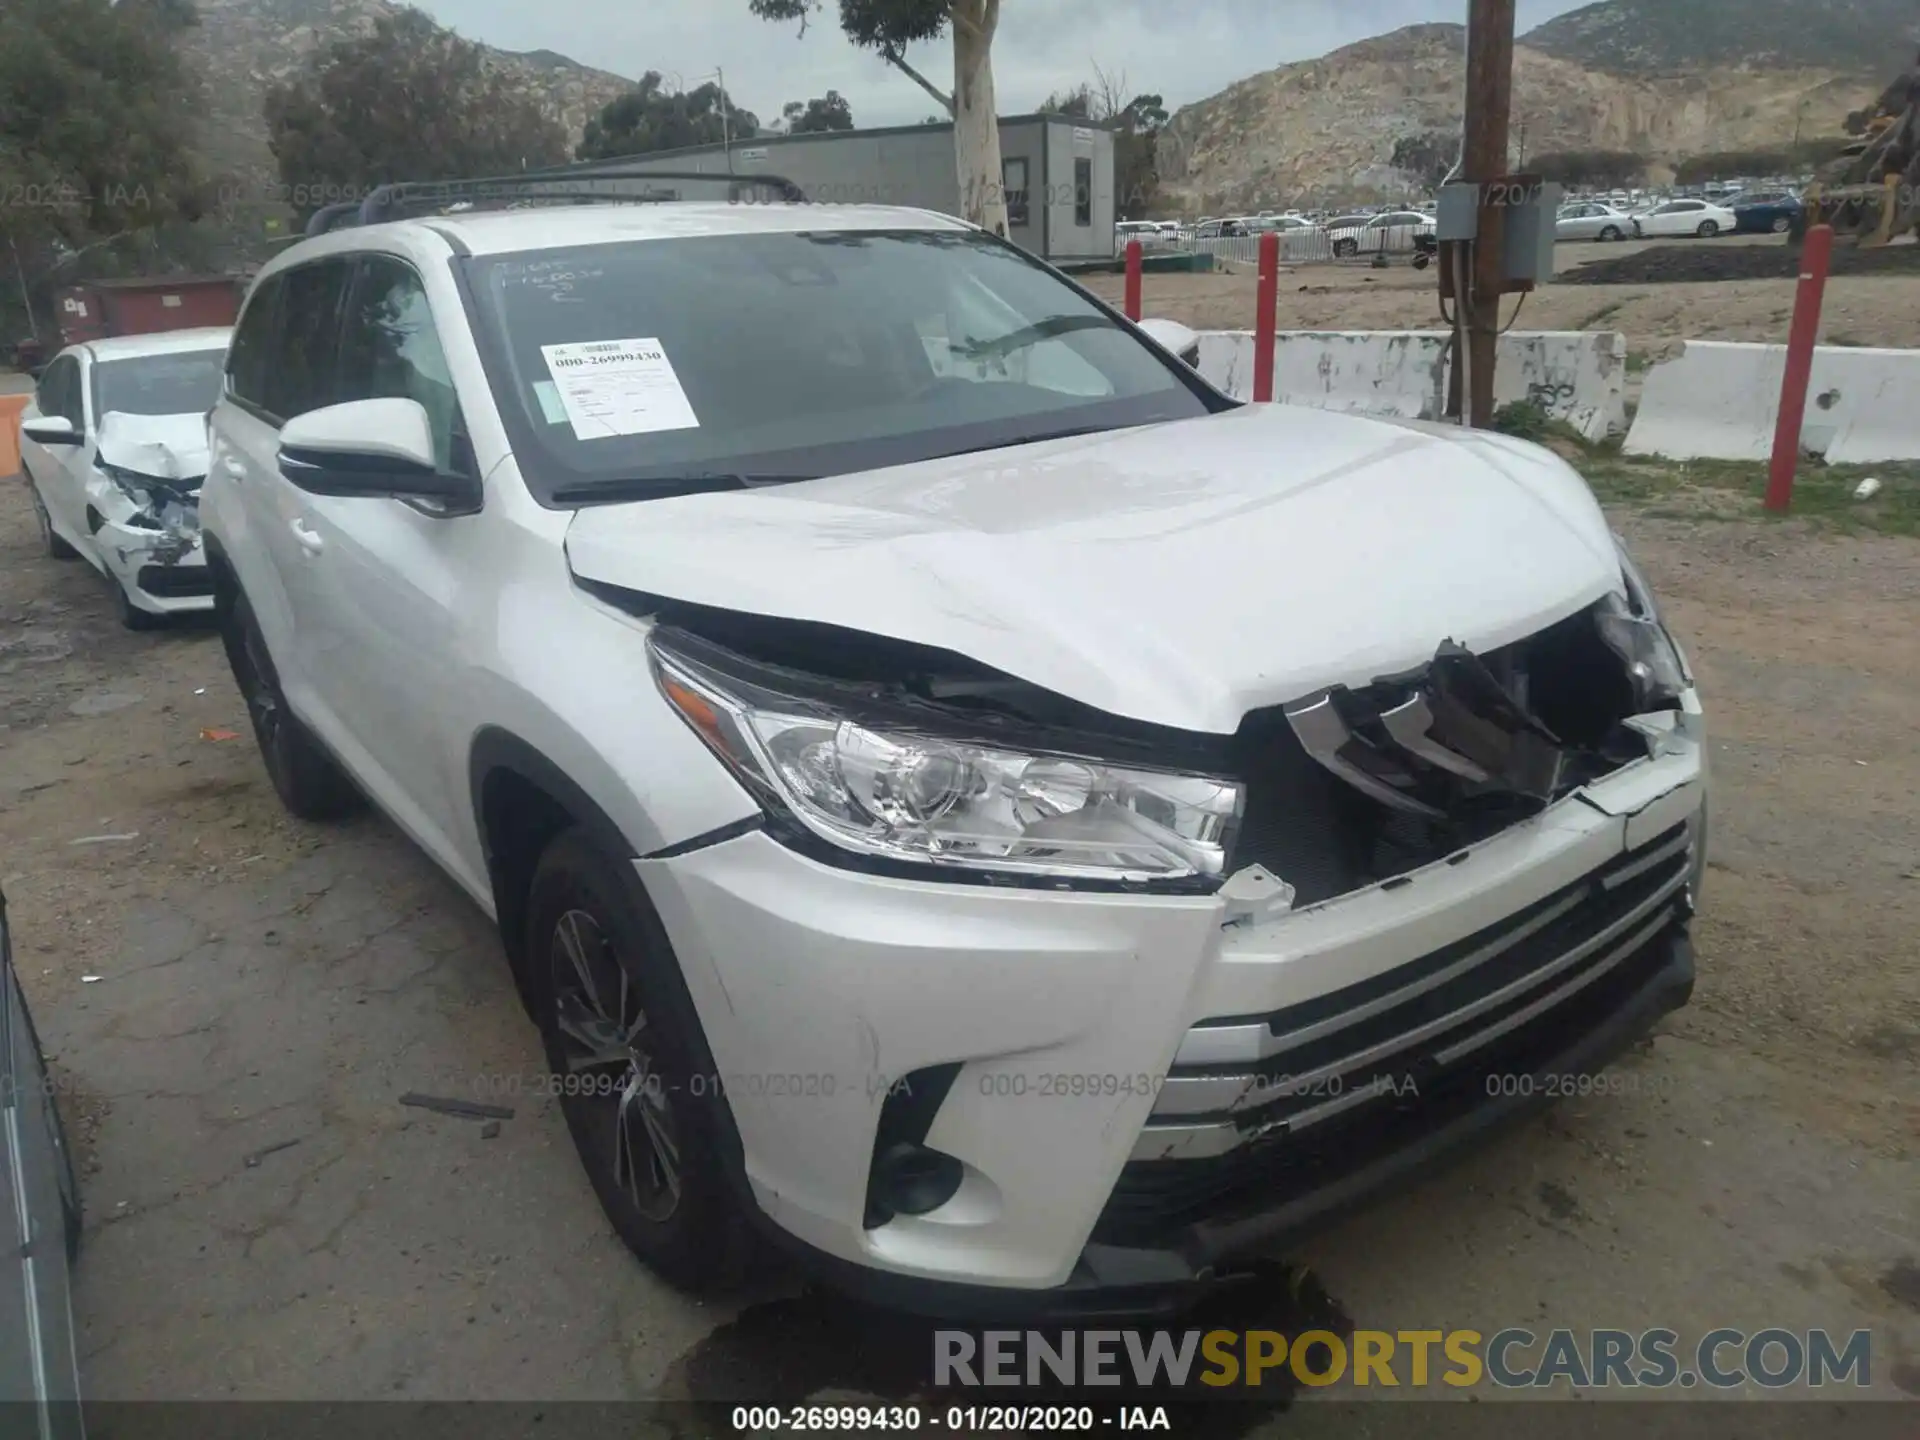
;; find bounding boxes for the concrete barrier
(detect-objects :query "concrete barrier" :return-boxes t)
[1194,329,1628,441]
[1626,340,1920,463]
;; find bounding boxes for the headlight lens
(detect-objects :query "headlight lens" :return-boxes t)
[651,643,1244,883]
[1600,536,1692,707]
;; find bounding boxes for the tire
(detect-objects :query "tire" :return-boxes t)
[114,579,168,632]
[218,585,362,820]
[1771,216,1792,234]
[1697,221,1720,238]
[1598,225,1622,242]
[526,827,750,1293]
[25,477,79,560]
[1333,238,1358,259]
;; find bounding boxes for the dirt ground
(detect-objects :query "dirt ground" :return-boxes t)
[1,395,1917,1419]
[1082,237,1920,360]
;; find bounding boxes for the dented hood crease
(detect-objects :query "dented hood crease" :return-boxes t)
[96,411,209,483]
[564,405,1621,734]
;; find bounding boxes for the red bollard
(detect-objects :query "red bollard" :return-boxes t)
[1766,224,1834,513]
[1252,231,1280,403]
[1123,240,1143,321]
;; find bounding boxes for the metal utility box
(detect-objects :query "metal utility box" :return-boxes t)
[1503,181,1563,285]
[570,115,1118,263]
[53,276,244,347]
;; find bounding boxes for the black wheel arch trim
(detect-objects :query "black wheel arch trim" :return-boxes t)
[468,726,646,873]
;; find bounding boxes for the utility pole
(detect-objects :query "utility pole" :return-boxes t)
[1460,0,1517,427]
[718,65,734,174]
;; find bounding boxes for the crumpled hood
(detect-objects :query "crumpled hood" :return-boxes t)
[96,411,209,483]
[564,403,1624,734]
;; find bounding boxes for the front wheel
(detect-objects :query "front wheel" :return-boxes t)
[1598,225,1623,242]
[218,585,362,820]
[114,579,168,632]
[1697,221,1720,238]
[527,827,749,1293]
[1333,238,1358,259]
[1771,216,1792,234]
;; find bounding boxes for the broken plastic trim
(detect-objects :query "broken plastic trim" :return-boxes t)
[91,459,203,564]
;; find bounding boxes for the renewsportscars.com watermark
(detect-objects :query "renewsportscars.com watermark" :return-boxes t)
[933,1327,1875,1390]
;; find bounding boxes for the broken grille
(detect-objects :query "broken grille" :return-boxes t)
[1134,822,1691,1154]
[1095,825,1692,1243]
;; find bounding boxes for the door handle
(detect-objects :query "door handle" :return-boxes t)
[289,518,324,556]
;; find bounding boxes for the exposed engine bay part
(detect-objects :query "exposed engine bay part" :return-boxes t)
[88,410,209,579]
[604,580,1684,909]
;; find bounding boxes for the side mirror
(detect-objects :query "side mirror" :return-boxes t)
[277,398,476,505]
[21,415,81,446]
[1137,317,1201,369]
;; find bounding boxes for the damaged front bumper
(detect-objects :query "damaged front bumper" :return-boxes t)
[636,695,1707,1315]
[85,467,213,615]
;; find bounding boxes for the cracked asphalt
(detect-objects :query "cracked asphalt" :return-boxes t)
[1,451,1916,1414]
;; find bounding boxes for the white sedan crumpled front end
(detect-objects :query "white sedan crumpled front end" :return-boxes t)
[89,411,212,615]
[568,404,1709,1312]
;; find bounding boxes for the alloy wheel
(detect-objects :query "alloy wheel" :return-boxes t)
[548,908,682,1223]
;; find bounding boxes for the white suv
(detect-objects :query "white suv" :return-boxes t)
[202,197,1707,1316]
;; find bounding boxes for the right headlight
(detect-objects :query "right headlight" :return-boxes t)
[650,638,1244,886]
[1599,535,1693,709]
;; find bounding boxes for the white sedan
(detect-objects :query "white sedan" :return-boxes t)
[1631,199,1738,239]
[1326,211,1436,258]
[1556,202,1635,242]
[18,327,230,629]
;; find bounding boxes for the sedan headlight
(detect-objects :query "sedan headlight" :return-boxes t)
[650,639,1244,885]
[1599,535,1693,708]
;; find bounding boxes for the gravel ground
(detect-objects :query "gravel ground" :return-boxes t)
[1,429,1917,1419]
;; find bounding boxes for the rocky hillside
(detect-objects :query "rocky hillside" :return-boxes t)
[1525,0,1917,77]
[180,0,632,190]
[1159,12,1889,213]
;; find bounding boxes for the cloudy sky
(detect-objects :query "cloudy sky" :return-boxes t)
[408,0,1596,127]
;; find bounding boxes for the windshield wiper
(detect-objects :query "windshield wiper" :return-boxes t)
[949,314,1117,363]
[553,472,813,505]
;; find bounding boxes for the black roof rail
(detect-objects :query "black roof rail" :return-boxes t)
[302,167,807,237]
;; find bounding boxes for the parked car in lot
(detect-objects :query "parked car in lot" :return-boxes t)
[201,190,1707,1318]
[1193,217,1250,239]
[0,887,85,1437]
[1632,199,1738,239]
[1326,210,1436,257]
[1556,202,1634,242]
[1730,189,1803,235]
[18,328,229,630]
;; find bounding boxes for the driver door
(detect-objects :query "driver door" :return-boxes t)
[20,355,92,551]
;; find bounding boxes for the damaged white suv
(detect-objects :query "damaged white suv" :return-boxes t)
[201,198,1707,1317]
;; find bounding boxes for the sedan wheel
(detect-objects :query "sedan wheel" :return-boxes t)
[1771,216,1792,234]
[1598,225,1622,242]
[1333,238,1358,259]
[1698,221,1720,238]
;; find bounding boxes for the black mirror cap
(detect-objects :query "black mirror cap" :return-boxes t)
[26,422,83,446]
[277,445,479,506]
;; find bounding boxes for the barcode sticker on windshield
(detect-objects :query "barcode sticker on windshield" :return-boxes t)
[539,338,699,440]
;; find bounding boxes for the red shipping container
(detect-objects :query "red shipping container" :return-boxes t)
[53,275,243,346]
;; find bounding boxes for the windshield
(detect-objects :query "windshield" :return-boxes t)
[462,228,1216,503]
[92,349,225,418]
